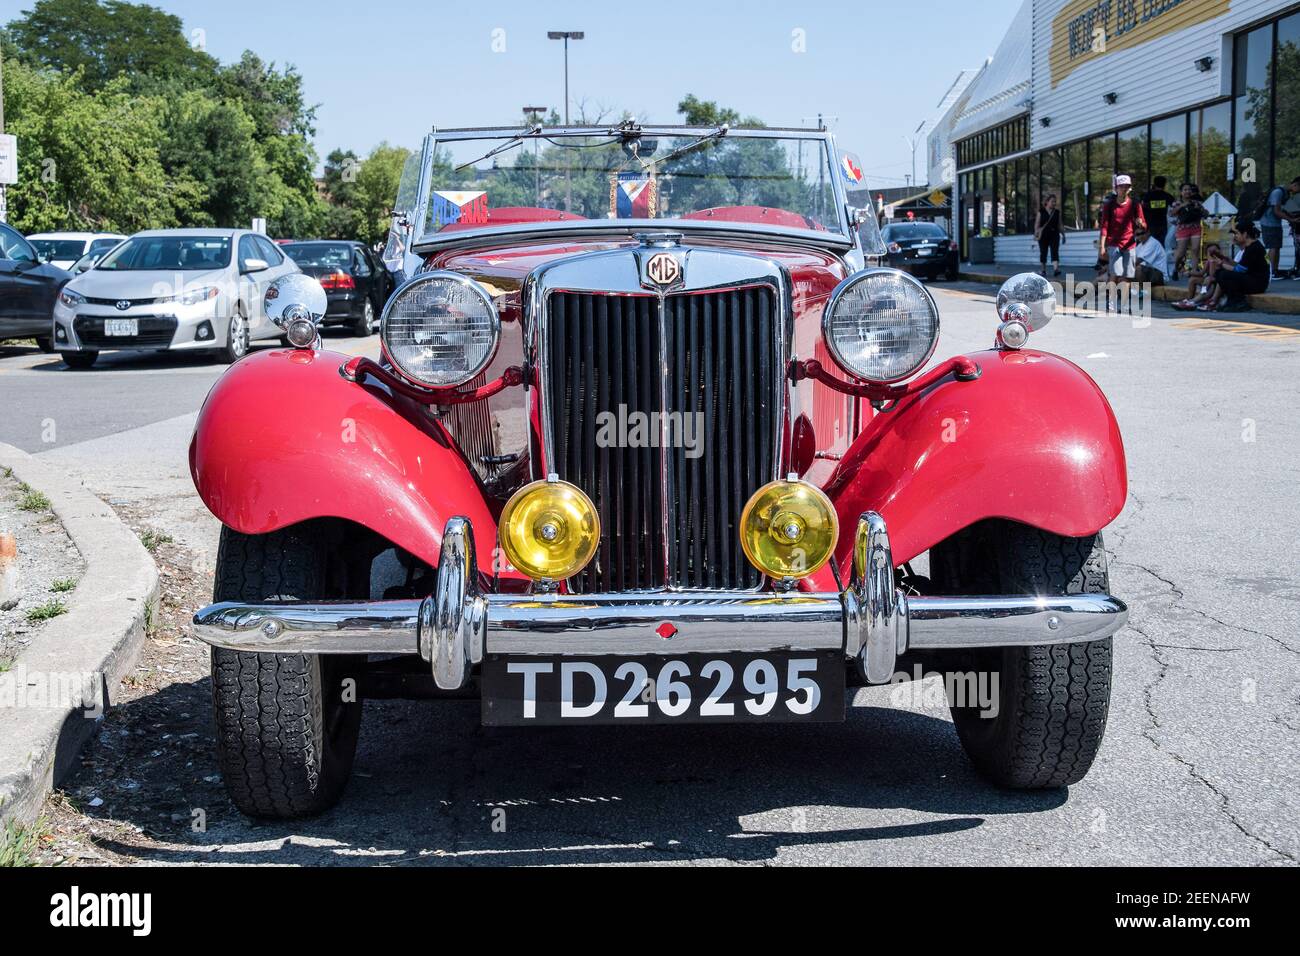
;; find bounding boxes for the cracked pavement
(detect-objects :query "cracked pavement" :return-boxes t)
[1,287,1297,866]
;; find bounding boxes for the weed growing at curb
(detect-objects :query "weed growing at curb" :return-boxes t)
[138,529,173,553]
[25,598,68,622]
[0,817,50,867]
[18,486,51,512]
[50,578,77,593]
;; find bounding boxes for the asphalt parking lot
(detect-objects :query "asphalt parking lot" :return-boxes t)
[1,288,1298,865]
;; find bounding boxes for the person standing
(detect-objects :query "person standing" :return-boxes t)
[1034,194,1062,277]
[1140,175,1175,250]
[1170,182,1206,280]
[1281,177,1300,279]
[1097,174,1147,284]
[1257,181,1289,280]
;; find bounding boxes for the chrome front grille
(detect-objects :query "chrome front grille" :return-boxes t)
[543,272,783,592]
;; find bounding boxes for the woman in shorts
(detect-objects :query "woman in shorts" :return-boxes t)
[1170,182,1207,280]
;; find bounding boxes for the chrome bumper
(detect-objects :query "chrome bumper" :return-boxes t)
[192,512,1128,690]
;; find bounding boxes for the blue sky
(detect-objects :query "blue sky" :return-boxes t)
[5,0,1024,187]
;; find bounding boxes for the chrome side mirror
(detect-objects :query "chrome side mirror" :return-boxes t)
[993,272,1055,350]
[265,274,327,348]
[995,272,1055,331]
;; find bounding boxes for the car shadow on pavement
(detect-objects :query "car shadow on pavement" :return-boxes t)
[62,674,1067,866]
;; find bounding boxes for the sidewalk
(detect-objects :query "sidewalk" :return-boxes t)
[959,262,1300,317]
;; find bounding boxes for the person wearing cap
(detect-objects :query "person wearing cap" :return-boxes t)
[1098,174,1147,285]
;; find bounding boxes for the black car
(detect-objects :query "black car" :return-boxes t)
[280,240,393,336]
[882,221,959,281]
[0,222,72,351]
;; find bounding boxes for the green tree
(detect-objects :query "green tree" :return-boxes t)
[1,57,196,232]
[320,148,363,238]
[352,144,411,247]
[676,94,748,128]
[158,87,268,227]
[5,0,217,91]
[4,0,326,236]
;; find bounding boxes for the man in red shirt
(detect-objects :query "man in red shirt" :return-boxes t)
[1098,174,1148,282]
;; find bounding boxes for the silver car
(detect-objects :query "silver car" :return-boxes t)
[52,228,299,368]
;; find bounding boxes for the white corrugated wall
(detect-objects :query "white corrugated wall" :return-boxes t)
[1031,0,1293,151]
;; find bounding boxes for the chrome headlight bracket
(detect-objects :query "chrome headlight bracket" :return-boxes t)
[380,270,501,389]
[821,268,940,384]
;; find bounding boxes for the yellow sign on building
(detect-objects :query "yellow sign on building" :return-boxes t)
[1050,0,1229,87]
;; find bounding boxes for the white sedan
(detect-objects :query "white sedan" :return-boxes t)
[52,228,299,368]
[27,231,126,270]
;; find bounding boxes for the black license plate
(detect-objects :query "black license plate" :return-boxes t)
[482,651,845,726]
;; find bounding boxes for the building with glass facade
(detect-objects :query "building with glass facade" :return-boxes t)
[935,0,1300,269]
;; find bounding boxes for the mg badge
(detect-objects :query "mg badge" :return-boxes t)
[115,300,131,311]
[645,252,681,287]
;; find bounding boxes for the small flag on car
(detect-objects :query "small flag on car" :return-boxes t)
[431,191,490,229]
[611,172,657,219]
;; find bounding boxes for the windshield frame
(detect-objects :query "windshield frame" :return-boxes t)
[414,125,854,252]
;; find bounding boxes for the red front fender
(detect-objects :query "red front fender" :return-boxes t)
[189,349,509,580]
[824,349,1127,567]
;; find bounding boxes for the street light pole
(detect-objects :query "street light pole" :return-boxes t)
[547,31,583,212]
[0,43,7,224]
[904,120,926,194]
[523,105,547,206]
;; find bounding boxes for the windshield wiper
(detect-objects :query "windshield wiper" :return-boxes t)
[453,125,544,172]
[641,124,729,170]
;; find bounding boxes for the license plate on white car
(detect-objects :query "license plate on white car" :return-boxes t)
[103,319,137,336]
[482,651,844,725]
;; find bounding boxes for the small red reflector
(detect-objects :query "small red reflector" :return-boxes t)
[655,622,677,640]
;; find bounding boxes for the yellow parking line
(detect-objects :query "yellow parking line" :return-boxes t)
[1171,318,1300,339]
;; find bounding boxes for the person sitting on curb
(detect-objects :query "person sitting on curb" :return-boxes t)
[1198,221,1270,313]
[1133,225,1168,286]
[1172,243,1224,310]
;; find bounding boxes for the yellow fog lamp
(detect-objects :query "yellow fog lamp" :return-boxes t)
[498,476,600,582]
[739,478,839,580]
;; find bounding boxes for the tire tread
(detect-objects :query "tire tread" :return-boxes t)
[943,523,1113,789]
[210,525,358,818]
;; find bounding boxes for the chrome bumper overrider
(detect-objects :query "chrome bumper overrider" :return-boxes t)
[192,512,1128,690]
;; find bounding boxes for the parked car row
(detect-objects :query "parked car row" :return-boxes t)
[0,225,394,369]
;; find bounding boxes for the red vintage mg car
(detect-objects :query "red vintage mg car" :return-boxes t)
[191,124,1128,818]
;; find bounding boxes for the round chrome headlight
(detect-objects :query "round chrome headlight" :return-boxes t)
[822,269,940,384]
[380,271,500,389]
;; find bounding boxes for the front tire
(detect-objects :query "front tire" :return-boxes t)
[35,336,55,353]
[217,309,250,364]
[210,525,363,818]
[62,351,98,369]
[931,521,1113,789]
[350,299,376,337]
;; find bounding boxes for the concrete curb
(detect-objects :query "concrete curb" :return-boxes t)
[958,269,1300,315]
[0,442,159,825]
